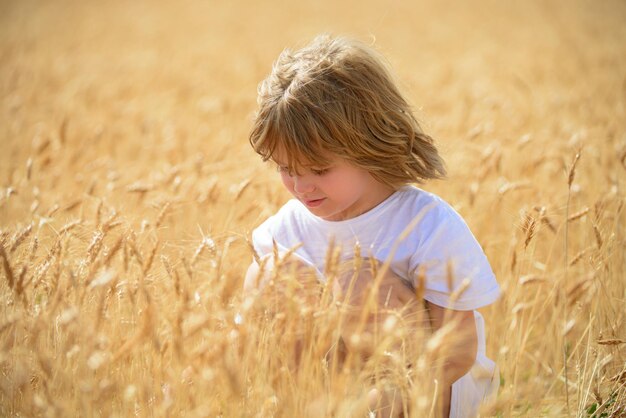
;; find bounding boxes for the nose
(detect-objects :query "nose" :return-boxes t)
[292,175,315,194]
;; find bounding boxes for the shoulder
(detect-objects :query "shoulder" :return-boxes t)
[392,186,453,215]
[253,199,301,232]
[251,199,310,256]
[391,186,467,240]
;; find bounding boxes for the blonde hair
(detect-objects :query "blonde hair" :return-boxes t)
[249,34,446,188]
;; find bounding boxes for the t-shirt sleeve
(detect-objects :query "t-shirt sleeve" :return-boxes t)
[251,215,276,261]
[251,211,305,260]
[250,209,324,280]
[409,203,500,311]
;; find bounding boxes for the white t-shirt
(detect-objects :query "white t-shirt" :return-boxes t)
[252,186,500,417]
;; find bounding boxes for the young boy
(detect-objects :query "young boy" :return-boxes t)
[244,34,501,418]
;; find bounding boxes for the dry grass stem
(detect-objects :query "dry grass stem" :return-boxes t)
[10,224,33,253]
[568,150,582,188]
[568,207,589,222]
[521,212,537,249]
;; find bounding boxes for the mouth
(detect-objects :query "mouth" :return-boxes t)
[302,198,325,208]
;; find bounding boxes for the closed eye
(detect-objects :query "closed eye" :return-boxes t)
[311,167,330,176]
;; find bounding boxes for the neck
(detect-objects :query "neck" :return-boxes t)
[326,183,395,221]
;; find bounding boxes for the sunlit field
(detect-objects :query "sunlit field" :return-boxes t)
[1,0,625,416]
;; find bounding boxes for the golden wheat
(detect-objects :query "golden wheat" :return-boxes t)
[0,0,624,416]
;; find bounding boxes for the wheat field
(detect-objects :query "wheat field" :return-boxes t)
[1,0,625,416]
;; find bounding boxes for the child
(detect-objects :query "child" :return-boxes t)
[244,34,501,418]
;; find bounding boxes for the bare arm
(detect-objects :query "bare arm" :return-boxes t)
[426,301,477,417]
[243,260,264,294]
[242,257,320,368]
[243,256,316,294]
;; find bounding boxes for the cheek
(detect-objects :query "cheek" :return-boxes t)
[319,174,348,196]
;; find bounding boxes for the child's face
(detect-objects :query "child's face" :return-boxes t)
[274,153,393,221]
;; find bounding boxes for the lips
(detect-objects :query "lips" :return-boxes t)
[303,198,325,208]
